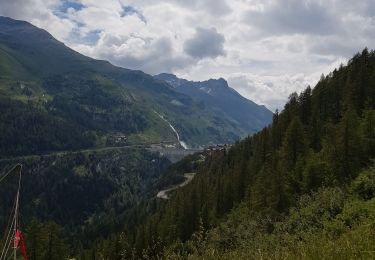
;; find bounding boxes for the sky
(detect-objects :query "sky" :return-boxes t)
[0,0,374,111]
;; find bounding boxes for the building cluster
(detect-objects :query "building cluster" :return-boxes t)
[205,144,232,152]
[106,134,127,146]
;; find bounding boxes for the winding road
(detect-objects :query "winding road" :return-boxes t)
[156,172,196,199]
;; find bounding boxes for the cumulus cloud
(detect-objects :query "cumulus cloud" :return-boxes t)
[183,27,226,59]
[75,34,193,74]
[228,73,316,111]
[0,0,375,110]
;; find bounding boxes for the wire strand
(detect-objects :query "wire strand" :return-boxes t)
[2,233,13,260]
[0,165,20,185]
[0,164,22,260]
[1,212,15,260]
[1,199,16,243]
[0,218,15,260]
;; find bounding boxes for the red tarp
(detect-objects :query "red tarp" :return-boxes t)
[14,229,28,260]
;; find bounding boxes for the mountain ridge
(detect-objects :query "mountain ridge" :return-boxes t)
[154,73,272,132]
[0,16,272,155]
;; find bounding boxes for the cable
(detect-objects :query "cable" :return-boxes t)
[0,213,15,260]
[0,164,21,185]
[0,164,22,260]
[1,216,15,260]
[0,186,17,260]
[13,165,22,260]
[1,199,16,243]
[2,234,13,260]
[0,218,15,260]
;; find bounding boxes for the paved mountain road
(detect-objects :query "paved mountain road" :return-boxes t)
[156,172,196,199]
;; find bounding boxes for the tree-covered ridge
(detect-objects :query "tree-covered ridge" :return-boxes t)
[0,74,164,156]
[0,97,95,156]
[93,48,375,259]
[185,169,375,259]
[0,148,171,256]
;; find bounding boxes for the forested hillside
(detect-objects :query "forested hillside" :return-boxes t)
[0,148,171,259]
[73,49,375,259]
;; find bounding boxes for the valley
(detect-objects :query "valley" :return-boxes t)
[0,142,201,164]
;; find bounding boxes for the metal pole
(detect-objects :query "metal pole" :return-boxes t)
[14,192,18,260]
[14,165,22,260]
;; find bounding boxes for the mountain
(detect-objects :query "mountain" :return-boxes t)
[154,73,273,133]
[0,16,272,156]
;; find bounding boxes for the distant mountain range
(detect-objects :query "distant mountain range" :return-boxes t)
[0,16,272,156]
[154,73,272,133]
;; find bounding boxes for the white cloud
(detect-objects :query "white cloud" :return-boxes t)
[0,0,74,40]
[0,0,374,111]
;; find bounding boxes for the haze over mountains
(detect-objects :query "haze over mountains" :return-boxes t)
[0,16,272,156]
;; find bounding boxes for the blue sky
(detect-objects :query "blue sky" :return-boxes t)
[0,0,374,110]
[58,0,84,12]
[121,5,146,23]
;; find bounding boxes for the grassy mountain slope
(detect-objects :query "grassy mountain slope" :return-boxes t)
[0,17,271,155]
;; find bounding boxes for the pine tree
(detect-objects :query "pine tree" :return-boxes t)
[281,117,308,170]
[25,218,43,260]
[360,106,375,158]
[337,108,361,180]
[43,222,68,260]
[299,86,312,125]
